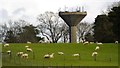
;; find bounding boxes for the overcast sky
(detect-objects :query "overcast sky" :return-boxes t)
[0,0,120,26]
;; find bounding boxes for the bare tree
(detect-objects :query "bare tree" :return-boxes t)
[77,22,94,42]
[61,24,69,43]
[0,20,29,42]
[7,20,29,36]
[0,23,8,42]
[37,11,67,43]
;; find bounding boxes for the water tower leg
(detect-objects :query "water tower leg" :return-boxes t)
[69,26,71,43]
[71,26,77,43]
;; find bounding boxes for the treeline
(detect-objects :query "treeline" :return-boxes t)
[0,20,43,43]
[94,2,120,43]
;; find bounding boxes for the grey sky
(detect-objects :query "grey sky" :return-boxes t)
[0,0,120,25]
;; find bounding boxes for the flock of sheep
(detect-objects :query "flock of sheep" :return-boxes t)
[82,40,118,61]
[44,52,80,59]
[43,41,103,59]
[2,40,119,61]
[3,42,33,59]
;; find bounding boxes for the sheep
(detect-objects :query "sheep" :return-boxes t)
[72,54,80,57]
[26,48,33,52]
[6,50,11,55]
[96,42,103,45]
[4,43,9,47]
[16,52,24,56]
[92,51,98,61]
[21,53,28,59]
[83,41,89,45]
[115,41,118,44]
[90,42,94,44]
[25,46,29,48]
[44,54,50,58]
[27,41,31,44]
[50,53,54,58]
[95,46,100,51]
[92,51,98,57]
[44,53,54,58]
[58,52,64,55]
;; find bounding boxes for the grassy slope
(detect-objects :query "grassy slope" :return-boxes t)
[2,43,118,66]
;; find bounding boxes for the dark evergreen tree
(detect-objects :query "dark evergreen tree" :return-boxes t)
[94,15,114,43]
[18,25,40,43]
[108,4,120,42]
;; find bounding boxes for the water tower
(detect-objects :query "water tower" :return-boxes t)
[59,8,87,43]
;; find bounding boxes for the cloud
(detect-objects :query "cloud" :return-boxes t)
[12,8,25,15]
[10,8,26,21]
[0,0,119,25]
[0,9,9,24]
[0,9,8,19]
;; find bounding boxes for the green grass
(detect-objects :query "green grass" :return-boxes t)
[2,43,118,66]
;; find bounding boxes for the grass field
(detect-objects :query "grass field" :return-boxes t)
[1,43,118,66]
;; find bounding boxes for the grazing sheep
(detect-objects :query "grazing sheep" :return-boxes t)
[115,41,118,44]
[50,53,54,58]
[26,48,33,52]
[27,41,31,44]
[17,52,24,56]
[44,54,50,58]
[44,53,54,58]
[95,46,100,51]
[92,51,98,61]
[58,52,64,55]
[4,43,9,47]
[72,54,80,57]
[92,51,98,57]
[25,46,29,48]
[21,53,28,59]
[90,42,94,44]
[6,50,11,55]
[97,42,102,45]
[83,41,89,45]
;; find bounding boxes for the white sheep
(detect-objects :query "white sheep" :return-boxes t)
[50,53,54,58]
[58,52,64,55]
[25,46,29,48]
[90,42,94,44]
[115,41,118,44]
[72,54,80,57]
[95,46,100,51]
[92,51,98,61]
[21,53,28,59]
[44,54,50,58]
[96,42,103,45]
[16,52,24,56]
[6,50,11,55]
[27,41,31,44]
[26,48,33,52]
[83,41,89,45]
[44,53,54,58]
[92,51,98,57]
[4,43,9,47]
